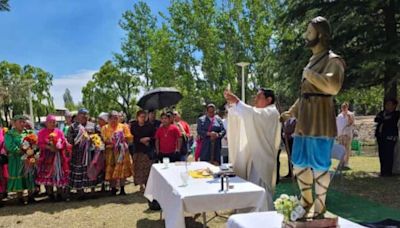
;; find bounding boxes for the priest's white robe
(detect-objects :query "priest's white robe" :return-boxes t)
[228,101,281,210]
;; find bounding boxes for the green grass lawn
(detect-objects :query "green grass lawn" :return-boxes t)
[0,149,398,227]
[277,148,400,223]
[275,181,400,223]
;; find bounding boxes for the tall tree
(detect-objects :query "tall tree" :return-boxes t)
[0,61,54,123]
[23,65,55,121]
[0,61,26,123]
[149,24,177,88]
[167,0,206,122]
[82,60,140,120]
[116,1,156,89]
[0,0,9,11]
[91,0,398,121]
[272,0,400,106]
[382,0,399,98]
[216,0,243,96]
[63,88,75,111]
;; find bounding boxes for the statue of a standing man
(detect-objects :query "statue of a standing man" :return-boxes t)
[281,16,345,218]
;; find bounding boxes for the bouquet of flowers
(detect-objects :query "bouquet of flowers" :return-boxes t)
[21,133,39,175]
[45,131,72,156]
[112,131,128,163]
[22,133,37,153]
[87,133,105,181]
[90,134,105,151]
[274,194,306,222]
[47,132,64,151]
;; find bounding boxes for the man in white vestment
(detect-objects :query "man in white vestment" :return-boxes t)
[224,88,281,210]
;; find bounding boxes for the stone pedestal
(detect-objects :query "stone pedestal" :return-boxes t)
[282,212,338,228]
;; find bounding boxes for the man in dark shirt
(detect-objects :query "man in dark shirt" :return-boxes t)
[147,110,161,129]
[277,117,296,183]
[375,98,400,177]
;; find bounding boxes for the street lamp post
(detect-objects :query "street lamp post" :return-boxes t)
[236,62,250,103]
[22,79,35,121]
[28,86,33,121]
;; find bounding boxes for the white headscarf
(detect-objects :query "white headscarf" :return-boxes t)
[98,112,109,122]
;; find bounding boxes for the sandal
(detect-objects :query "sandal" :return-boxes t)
[313,171,329,218]
[295,168,313,211]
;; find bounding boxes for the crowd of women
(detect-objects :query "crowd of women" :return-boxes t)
[0,104,227,207]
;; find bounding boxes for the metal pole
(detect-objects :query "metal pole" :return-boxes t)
[236,62,249,104]
[28,86,34,121]
[241,66,245,103]
[202,212,207,228]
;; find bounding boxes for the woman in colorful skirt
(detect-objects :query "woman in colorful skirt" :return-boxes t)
[66,108,97,199]
[130,110,155,192]
[101,111,133,196]
[36,115,71,201]
[5,115,36,205]
[0,125,9,206]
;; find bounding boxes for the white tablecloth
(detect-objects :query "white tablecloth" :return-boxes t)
[227,211,366,228]
[144,162,267,228]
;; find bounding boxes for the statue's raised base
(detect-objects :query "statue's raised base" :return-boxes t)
[282,212,338,228]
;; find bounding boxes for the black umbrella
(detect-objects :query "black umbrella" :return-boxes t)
[137,87,183,110]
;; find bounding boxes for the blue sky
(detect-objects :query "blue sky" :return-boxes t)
[0,0,170,107]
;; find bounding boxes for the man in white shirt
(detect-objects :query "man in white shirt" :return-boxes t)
[336,102,355,169]
[224,88,281,210]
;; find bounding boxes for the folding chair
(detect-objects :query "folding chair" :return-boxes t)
[330,144,346,187]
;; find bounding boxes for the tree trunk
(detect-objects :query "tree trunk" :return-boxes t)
[383,78,397,99]
[4,105,9,127]
[383,0,398,99]
[125,106,131,122]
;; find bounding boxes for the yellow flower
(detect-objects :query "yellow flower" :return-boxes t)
[90,134,104,149]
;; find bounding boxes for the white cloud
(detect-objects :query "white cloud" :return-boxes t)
[51,70,96,109]
[50,66,204,109]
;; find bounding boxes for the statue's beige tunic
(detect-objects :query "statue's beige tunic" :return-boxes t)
[282,51,345,137]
